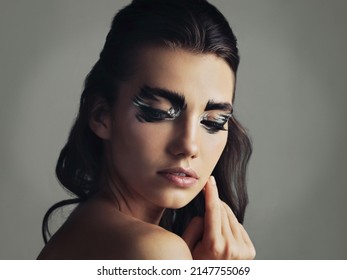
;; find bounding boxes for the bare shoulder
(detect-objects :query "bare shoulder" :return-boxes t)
[101,205,192,259]
[102,211,192,259]
[127,223,193,260]
[38,199,192,260]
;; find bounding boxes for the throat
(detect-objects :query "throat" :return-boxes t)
[96,188,165,225]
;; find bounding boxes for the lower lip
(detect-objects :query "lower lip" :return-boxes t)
[158,173,198,187]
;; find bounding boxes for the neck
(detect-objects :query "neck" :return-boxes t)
[97,181,165,225]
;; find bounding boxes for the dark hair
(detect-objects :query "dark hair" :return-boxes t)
[42,0,252,242]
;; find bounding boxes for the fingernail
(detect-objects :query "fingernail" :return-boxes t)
[210,176,216,185]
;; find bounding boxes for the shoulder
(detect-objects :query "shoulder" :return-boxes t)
[38,199,192,260]
[92,198,192,259]
[126,224,192,260]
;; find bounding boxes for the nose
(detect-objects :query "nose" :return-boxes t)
[167,116,199,159]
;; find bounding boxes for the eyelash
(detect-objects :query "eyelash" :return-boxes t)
[136,107,177,122]
[200,119,227,134]
[137,106,230,133]
[200,114,231,134]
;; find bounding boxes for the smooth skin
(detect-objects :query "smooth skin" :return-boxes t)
[37,47,255,260]
[183,177,255,259]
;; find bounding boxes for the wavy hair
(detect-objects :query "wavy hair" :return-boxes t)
[42,0,252,242]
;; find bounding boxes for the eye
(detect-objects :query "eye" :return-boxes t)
[136,106,173,122]
[146,107,173,121]
[134,102,182,122]
[200,113,231,134]
[133,93,183,123]
[132,87,186,123]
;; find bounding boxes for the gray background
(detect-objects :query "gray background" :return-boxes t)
[1,0,346,259]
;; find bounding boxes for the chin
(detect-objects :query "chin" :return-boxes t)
[158,194,197,210]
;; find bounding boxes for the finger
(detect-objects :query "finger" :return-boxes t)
[203,176,222,240]
[239,224,253,245]
[182,217,204,251]
[221,202,242,240]
[239,225,256,259]
[220,201,235,240]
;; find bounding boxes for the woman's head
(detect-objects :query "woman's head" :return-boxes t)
[53,0,251,235]
[90,46,234,214]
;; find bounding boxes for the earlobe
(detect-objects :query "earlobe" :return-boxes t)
[88,98,112,140]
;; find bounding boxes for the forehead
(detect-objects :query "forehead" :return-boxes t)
[128,46,235,106]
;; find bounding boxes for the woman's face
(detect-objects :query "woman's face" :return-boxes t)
[105,47,234,210]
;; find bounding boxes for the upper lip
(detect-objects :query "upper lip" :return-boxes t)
[157,167,199,179]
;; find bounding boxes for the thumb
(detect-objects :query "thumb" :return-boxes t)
[182,216,204,251]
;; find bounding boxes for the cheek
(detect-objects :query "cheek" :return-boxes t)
[129,122,168,152]
[199,132,228,176]
[204,133,228,160]
[111,119,167,167]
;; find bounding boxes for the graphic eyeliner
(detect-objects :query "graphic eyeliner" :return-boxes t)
[200,112,232,134]
[132,86,186,122]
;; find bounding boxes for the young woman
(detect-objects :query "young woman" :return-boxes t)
[38,0,255,260]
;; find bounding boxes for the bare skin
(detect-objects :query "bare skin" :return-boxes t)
[183,177,255,259]
[38,177,255,259]
[38,48,255,260]
[38,192,192,259]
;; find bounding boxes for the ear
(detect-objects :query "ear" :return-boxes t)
[88,96,112,140]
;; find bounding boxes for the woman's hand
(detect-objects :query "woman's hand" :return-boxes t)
[182,176,256,260]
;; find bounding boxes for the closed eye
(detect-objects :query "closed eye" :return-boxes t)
[134,106,179,122]
[200,113,231,134]
[133,86,184,122]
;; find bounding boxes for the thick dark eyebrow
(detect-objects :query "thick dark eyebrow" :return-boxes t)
[205,100,233,114]
[139,85,186,109]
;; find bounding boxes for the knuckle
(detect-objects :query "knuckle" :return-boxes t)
[230,251,240,260]
[228,242,255,260]
[207,239,224,258]
[248,245,256,259]
[226,242,240,260]
[207,199,220,210]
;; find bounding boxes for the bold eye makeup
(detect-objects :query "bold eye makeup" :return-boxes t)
[132,85,233,133]
[200,99,233,134]
[200,112,232,134]
[132,86,186,122]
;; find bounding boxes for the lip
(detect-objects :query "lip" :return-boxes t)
[157,167,199,187]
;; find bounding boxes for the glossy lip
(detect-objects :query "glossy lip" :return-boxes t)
[157,167,199,187]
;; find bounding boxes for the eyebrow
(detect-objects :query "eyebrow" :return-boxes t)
[139,85,186,109]
[205,100,233,114]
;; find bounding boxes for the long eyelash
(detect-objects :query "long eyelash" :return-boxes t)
[200,113,232,134]
[132,95,181,122]
[201,121,226,133]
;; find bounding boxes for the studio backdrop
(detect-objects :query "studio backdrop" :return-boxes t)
[1,0,346,259]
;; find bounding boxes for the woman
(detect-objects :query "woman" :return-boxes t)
[38,0,255,259]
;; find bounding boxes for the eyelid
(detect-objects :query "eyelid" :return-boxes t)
[200,111,232,121]
[199,111,232,133]
[140,86,186,110]
[152,107,179,120]
[134,89,184,114]
[132,95,183,122]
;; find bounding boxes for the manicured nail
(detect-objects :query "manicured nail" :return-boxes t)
[210,176,216,185]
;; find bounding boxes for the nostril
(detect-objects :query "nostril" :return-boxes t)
[167,141,199,159]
